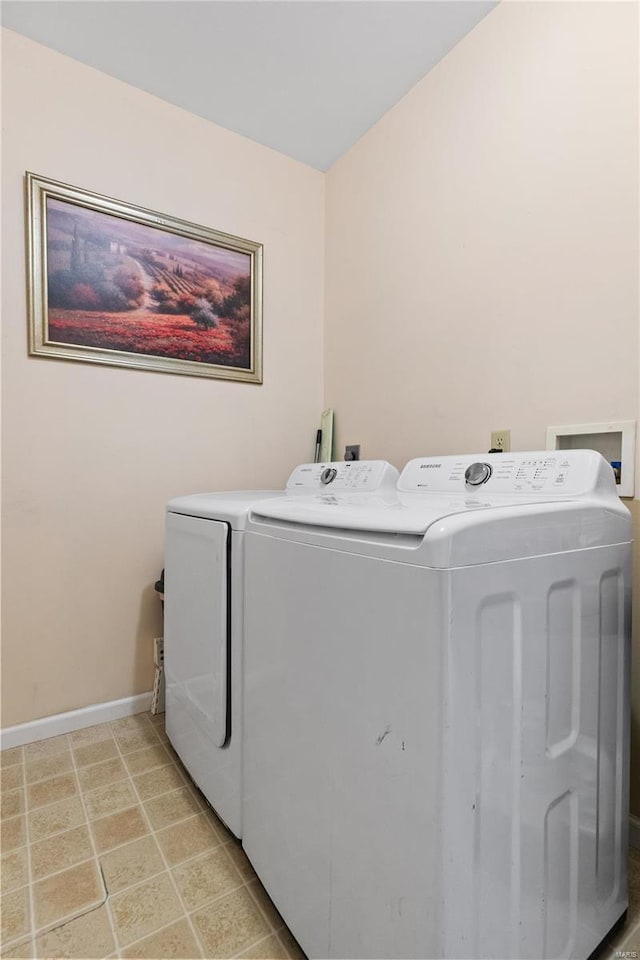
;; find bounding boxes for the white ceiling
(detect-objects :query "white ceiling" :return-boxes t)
[1,1,497,171]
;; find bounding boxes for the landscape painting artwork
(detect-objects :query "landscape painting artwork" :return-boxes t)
[27,173,263,382]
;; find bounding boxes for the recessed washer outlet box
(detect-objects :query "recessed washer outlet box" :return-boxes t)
[546,420,636,497]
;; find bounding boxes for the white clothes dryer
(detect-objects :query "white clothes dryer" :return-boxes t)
[242,450,632,959]
[164,460,398,837]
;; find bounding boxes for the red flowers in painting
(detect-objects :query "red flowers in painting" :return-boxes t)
[48,310,250,367]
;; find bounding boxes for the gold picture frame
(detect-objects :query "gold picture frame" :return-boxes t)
[26,172,263,383]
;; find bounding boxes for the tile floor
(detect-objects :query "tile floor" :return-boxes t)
[1,710,638,959]
[0,712,305,959]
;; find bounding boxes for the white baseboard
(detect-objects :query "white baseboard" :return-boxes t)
[0,691,153,749]
[630,814,640,850]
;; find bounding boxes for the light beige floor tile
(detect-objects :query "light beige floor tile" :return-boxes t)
[1,767,23,794]
[30,824,93,880]
[69,723,113,748]
[0,936,33,958]
[192,886,270,959]
[0,887,30,944]
[34,903,115,959]
[78,758,128,793]
[172,847,243,911]
[143,788,200,830]
[28,797,85,842]
[0,749,23,769]
[155,813,221,867]
[120,917,200,959]
[115,729,161,755]
[33,858,104,931]
[110,872,183,946]
[123,744,172,776]
[84,779,136,820]
[277,928,306,960]
[132,764,185,801]
[247,881,286,932]
[1,790,24,821]
[99,835,164,894]
[73,739,118,769]
[149,712,166,727]
[121,920,202,960]
[240,933,289,959]
[25,753,73,785]
[90,805,149,854]
[27,773,77,811]
[0,849,28,895]
[23,736,69,763]
[110,715,152,734]
[225,841,259,882]
[0,816,25,853]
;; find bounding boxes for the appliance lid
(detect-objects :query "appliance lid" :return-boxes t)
[249,490,555,535]
[165,461,398,528]
[168,491,281,527]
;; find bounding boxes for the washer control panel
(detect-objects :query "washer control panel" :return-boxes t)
[399,450,612,496]
[287,460,398,492]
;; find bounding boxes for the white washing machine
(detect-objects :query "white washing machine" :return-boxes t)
[242,450,632,959]
[164,460,398,837]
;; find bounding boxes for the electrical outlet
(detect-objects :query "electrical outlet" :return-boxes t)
[490,429,511,452]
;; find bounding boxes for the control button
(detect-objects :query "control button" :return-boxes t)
[320,467,338,485]
[464,462,492,486]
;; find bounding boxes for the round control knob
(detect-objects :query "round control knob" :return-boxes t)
[320,467,338,485]
[465,462,492,486]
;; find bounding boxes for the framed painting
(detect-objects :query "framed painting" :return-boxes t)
[26,172,263,382]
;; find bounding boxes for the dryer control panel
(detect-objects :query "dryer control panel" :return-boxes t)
[399,450,618,498]
[286,460,398,493]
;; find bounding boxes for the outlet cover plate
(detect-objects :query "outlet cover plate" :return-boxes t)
[490,429,511,452]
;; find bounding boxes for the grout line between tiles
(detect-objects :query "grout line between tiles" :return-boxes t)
[230,931,272,960]
[32,894,107,941]
[112,913,196,959]
[23,761,74,788]
[182,862,246,911]
[29,849,96,886]
[230,929,288,960]
[111,719,205,959]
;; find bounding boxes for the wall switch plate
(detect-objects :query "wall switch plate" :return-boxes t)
[344,445,361,461]
[490,429,511,452]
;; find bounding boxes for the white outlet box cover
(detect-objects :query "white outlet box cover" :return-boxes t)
[546,420,636,498]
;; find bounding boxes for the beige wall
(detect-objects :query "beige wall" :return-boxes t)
[324,2,639,812]
[325,1,638,464]
[1,29,325,727]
